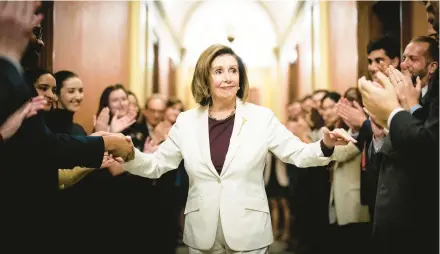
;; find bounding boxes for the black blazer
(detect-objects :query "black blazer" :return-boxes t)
[371,76,439,254]
[0,58,104,191]
[0,58,105,248]
[355,119,378,213]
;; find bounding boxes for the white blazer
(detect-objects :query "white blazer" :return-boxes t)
[329,142,370,225]
[123,98,332,251]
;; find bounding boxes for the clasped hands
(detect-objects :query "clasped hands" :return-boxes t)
[321,127,357,148]
[358,62,421,129]
[91,131,135,166]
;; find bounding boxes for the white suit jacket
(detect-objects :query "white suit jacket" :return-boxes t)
[123,98,332,251]
[329,142,370,225]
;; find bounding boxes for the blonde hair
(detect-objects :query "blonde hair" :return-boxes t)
[191,44,249,106]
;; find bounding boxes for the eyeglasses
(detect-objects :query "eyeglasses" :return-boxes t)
[33,26,43,41]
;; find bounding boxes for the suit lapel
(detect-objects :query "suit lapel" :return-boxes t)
[197,106,220,178]
[220,98,246,178]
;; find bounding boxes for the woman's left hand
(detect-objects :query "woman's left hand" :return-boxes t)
[321,127,357,148]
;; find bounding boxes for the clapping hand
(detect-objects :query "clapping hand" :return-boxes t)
[110,110,137,133]
[336,98,367,132]
[388,65,422,111]
[358,74,400,127]
[143,136,159,154]
[363,107,387,139]
[0,96,46,140]
[93,107,110,132]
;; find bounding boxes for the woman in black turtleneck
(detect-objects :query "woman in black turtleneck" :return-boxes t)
[44,71,102,188]
[45,71,85,136]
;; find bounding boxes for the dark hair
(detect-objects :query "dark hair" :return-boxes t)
[321,92,349,130]
[127,91,139,105]
[312,89,329,96]
[167,98,184,111]
[410,36,439,63]
[54,70,78,95]
[24,68,52,87]
[191,44,249,106]
[367,36,401,60]
[344,87,363,107]
[24,68,53,96]
[97,84,127,119]
[300,95,312,103]
[321,92,341,105]
[424,1,439,33]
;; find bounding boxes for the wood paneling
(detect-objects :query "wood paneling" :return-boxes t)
[328,1,358,93]
[297,10,313,98]
[38,1,54,71]
[357,1,378,79]
[159,51,170,97]
[288,61,299,102]
[152,42,160,94]
[53,1,130,133]
[168,58,177,97]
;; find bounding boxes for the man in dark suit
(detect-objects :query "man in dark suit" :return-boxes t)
[360,36,439,254]
[337,36,401,222]
[0,2,134,251]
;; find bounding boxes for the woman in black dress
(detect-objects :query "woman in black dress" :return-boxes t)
[265,151,291,242]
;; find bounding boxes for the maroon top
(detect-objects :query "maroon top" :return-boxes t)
[208,115,235,175]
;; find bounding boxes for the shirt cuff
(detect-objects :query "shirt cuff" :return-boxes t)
[320,139,334,157]
[372,135,385,152]
[387,107,404,129]
[348,129,359,139]
[409,104,422,115]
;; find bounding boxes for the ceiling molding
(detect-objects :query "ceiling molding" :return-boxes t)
[153,1,182,50]
[278,0,307,49]
[178,0,281,43]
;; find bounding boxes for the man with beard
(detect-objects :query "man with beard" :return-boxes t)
[364,36,438,254]
[359,1,439,248]
[357,4,439,254]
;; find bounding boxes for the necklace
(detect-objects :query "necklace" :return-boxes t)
[209,104,236,120]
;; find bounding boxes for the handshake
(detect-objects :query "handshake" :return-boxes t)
[91,131,135,163]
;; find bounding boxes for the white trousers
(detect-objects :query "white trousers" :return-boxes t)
[188,216,269,254]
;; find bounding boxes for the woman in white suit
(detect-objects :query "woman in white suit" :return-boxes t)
[122,44,355,253]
